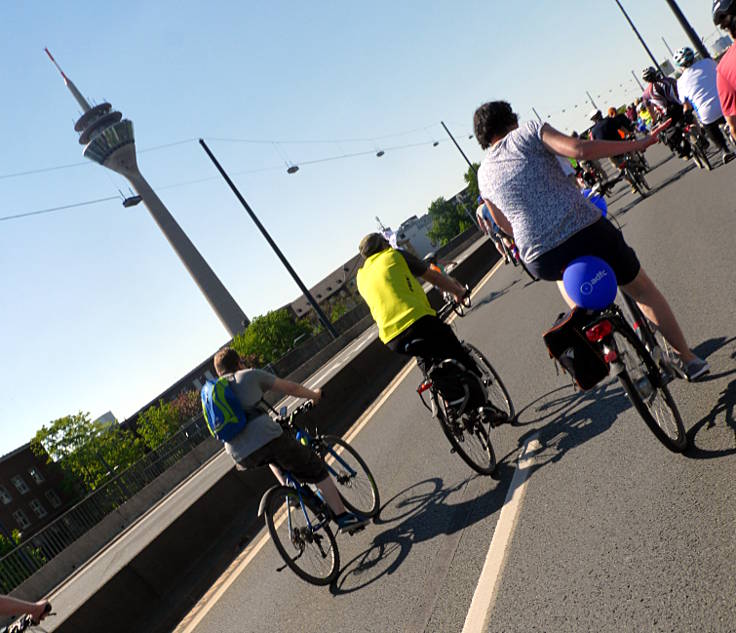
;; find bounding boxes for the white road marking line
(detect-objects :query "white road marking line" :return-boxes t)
[461,435,541,633]
[175,256,506,633]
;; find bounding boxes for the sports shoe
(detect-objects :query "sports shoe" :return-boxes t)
[335,513,370,534]
[722,151,735,165]
[682,357,710,382]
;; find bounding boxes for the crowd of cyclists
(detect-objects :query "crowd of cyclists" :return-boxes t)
[5,1,736,627]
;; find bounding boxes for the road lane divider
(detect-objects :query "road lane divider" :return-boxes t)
[461,434,541,633]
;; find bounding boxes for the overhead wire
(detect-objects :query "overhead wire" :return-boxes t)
[0,133,450,223]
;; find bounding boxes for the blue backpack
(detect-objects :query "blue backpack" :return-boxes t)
[200,377,249,442]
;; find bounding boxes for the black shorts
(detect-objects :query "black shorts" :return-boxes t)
[239,433,328,483]
[525,218,641,286]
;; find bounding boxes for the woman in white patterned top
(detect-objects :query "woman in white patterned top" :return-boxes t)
[473,100,708,381]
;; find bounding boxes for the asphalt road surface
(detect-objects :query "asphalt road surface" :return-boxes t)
[176,144,736,633]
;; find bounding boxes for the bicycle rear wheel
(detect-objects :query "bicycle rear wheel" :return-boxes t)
[463,343,515,425]
[263,486,340,585]
[612,327,687,452]
[319,435,380,518]
[434,393,496,474]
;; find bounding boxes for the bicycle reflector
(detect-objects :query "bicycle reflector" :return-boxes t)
[585,320,613,342]
[417,381,433,394]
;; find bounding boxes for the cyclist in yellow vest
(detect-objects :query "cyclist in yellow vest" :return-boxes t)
[356,233,479,373]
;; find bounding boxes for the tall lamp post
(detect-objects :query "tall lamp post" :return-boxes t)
[613,0,663,74]
[663,0,710,59]
[46,50,249,338]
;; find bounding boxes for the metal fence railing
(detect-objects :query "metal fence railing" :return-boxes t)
[0,415,219,593]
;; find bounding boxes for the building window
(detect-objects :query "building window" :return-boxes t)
[29,499,47,519]
[11,475,30,495]
[28,467,45,485]
[13,509,31,529]
[45,489,62,509]
[0,485,12,504]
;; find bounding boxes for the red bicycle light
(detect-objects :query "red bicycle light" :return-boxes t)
[603,349,618,363]
[417,381,433,394]
[585,320,613,342]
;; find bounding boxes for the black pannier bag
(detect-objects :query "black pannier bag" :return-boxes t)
[542,307,610,390]
[429,360,486,412]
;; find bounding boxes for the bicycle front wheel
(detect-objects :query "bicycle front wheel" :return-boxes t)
[613,328,687,452]
[263,486,340,585]
[464,343,516,425]
[434,393,497,475]
[319,435,380,518]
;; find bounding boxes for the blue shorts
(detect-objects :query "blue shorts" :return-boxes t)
[525,219,641,286]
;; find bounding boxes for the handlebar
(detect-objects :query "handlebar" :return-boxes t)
[437,286,471,320]
[274,400,314,427]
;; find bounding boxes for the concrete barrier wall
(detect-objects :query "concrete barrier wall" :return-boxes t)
[52,236,499,633]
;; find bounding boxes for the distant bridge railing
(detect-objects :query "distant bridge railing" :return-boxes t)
[0,415,216,593]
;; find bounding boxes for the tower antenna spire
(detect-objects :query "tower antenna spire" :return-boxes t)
[44,47,91,112]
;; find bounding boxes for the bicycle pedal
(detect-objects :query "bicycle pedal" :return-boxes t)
[347,525,366,535]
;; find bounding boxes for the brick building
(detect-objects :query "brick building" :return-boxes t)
[0,445,73,537]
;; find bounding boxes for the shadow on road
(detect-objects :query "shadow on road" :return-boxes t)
[468,279,518,311]
[329,474,507,595]
[684,335,736,459]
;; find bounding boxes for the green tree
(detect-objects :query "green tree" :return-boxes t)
[426,196,474,247]
[136,400,181,450]
[463,162,481,205]
[231,309,313,365]
[172,390,201,422]
[329,298,350,323]
[31,412,145,493]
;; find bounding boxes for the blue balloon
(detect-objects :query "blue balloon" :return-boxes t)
[581,189,607,217]
[562,256,618,310]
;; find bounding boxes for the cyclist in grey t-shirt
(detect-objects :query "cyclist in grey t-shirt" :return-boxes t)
[213,347,369,532]
[473,100,708,380]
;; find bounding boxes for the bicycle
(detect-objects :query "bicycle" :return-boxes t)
[684,121,712,170]
[490,228,537,282]
[615,152,651,198]
[410,297,516,475]
[257,401,380,585]
[555,257,688,452]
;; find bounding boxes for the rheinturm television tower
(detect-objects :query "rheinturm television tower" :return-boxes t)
[46,49,249,336]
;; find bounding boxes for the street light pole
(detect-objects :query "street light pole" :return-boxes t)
[586,91,599,110]
[631,70,645,91]
[440,121,476,172]
[663,0,711,59]
[199,140,339,339]
[531,107,543,123]
[613,0,663,74]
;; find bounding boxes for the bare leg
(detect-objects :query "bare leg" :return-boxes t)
[269,464,287,485]
[557,281,576,309]
[313,476,347,515]
[620,268,696,363]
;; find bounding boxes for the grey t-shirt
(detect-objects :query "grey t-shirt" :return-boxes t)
[477,120,600,263]
[222,368,282,462]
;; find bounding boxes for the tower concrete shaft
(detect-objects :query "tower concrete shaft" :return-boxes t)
[47,50,249,337]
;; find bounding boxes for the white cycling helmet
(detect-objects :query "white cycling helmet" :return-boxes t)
[674,46,695,67]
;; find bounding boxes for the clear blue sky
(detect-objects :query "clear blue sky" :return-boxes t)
[0,0,721,455]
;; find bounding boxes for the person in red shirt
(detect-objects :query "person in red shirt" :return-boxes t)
[714,0,736,139]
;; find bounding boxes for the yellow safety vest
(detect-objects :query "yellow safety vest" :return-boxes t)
[357,248,436,343]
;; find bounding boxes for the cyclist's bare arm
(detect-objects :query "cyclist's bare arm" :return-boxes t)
[540,121,670,161]
[0,596,50,623]
[271,378,321,403]
[725,114,736,141]
[420,268,466,303]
